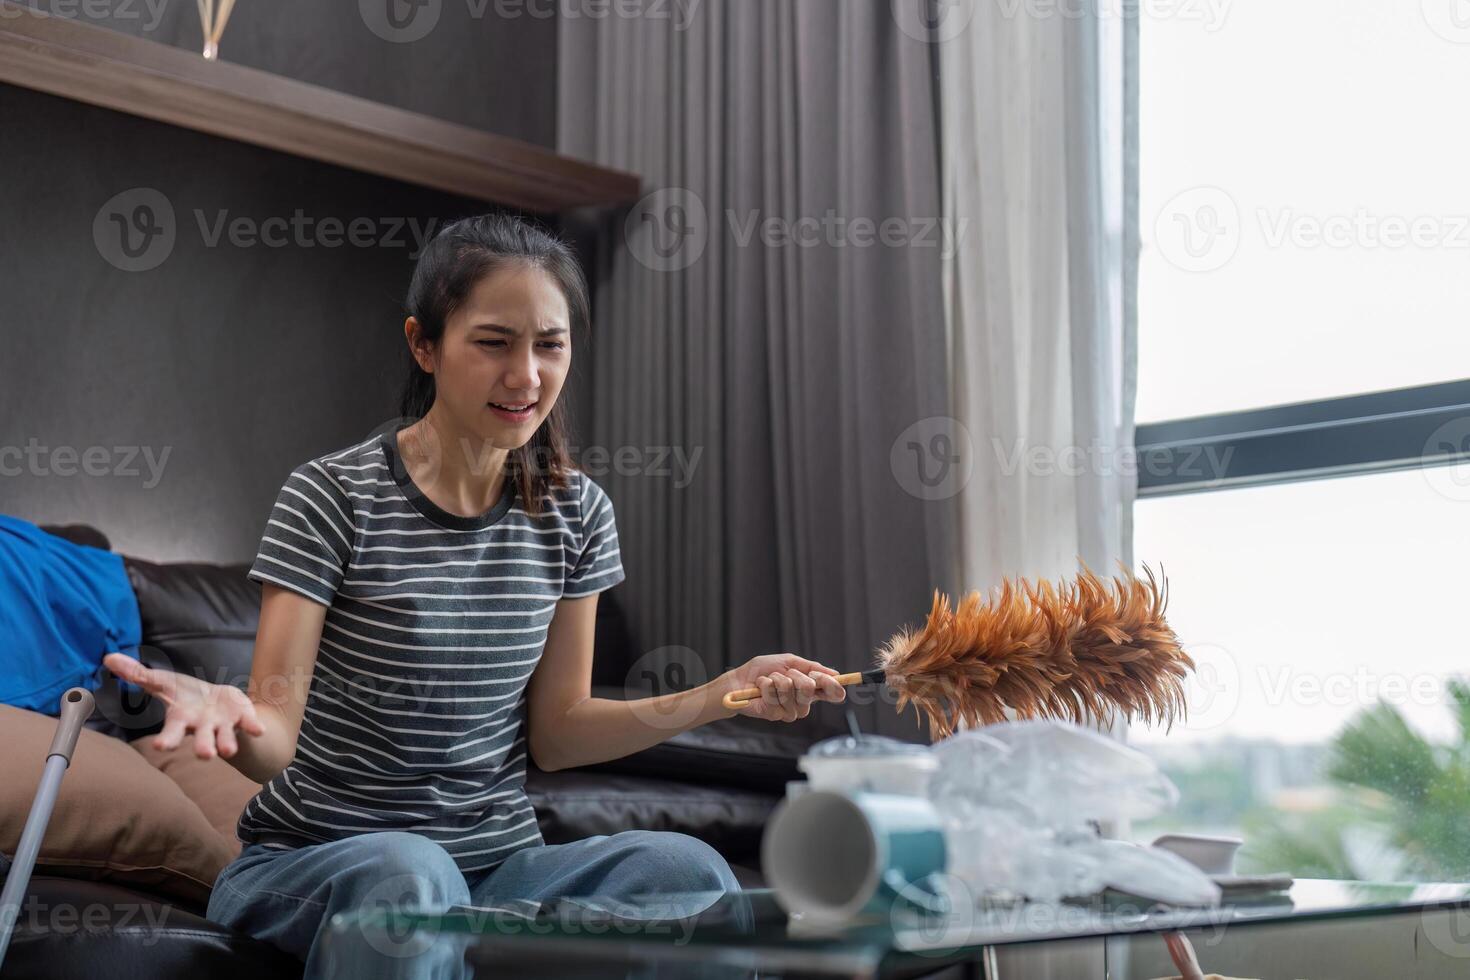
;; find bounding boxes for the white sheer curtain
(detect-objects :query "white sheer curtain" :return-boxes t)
[937,9,1136,975]
[939,0,1137,592]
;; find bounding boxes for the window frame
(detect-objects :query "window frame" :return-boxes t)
[1128,8,1470,502]
[1133,380,1470,498]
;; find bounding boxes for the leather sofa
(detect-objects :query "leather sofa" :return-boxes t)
[0,524,830,980]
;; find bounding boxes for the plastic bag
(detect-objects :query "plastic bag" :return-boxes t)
[927,720,1220,906]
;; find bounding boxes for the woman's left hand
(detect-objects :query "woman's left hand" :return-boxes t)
[717,653,847,722]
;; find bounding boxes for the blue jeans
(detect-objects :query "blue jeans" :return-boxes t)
[207,830,753,979]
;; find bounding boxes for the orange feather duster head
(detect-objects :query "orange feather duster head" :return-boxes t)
[874,565,1192,741]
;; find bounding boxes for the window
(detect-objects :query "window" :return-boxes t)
[1138,0,1470,424]
[1132,1,1470,884]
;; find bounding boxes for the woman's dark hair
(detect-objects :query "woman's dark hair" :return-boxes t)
[401,213,588,517]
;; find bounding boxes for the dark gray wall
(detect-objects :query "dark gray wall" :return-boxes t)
[1,0,570,562]
[13,0,557,146]
[0,81,589,563]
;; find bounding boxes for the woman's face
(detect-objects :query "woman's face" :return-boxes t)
[414,261,571,451]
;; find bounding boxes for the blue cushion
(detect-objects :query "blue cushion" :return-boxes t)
[0,515,142,713]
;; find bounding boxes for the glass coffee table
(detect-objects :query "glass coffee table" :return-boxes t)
[325,878,1470,978]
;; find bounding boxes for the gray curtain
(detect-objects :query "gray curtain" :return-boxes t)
[559,0,958,743]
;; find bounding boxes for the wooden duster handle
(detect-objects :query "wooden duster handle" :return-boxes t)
[721,668,884,710]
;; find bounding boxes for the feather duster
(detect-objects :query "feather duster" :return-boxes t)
[720,564,1193,740]
[875,565,1192,739]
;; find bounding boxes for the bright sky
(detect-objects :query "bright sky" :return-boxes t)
[1137,0,1470,424]
[1132,0,1470,745]
[1130,467,1470,746]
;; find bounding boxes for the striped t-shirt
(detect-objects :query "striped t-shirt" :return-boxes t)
[237,425,625,873]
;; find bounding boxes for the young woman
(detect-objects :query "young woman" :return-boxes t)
[103,214,847,979]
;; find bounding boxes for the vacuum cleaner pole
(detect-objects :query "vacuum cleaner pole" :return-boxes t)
[0,687,95,970]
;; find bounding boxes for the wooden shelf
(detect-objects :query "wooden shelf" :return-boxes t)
[0,2,640,211]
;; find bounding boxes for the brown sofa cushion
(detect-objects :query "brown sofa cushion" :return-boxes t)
[131,737,263,859]
[0,705,237,908]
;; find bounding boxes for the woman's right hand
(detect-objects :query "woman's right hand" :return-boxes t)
[103,652,265,760]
